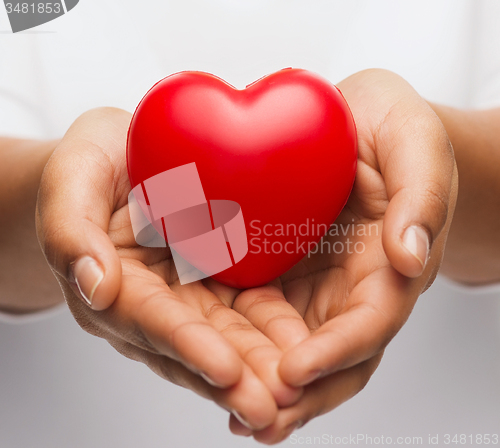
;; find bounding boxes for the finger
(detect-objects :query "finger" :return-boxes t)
[338,70,456,278]
[232,284,311,351]
[214,364,278,431]
[279,267,412,386]
[201,277,242,308]
[36,107,132,310]
[176,281,304,407]
[112,340,277,431]
[250,354,382,445]
[375,91,456,278]
[107,203,174,272]
[102,261,244,388]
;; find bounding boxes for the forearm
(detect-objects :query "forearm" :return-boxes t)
[0,137,63,313]
[430,104,500,284]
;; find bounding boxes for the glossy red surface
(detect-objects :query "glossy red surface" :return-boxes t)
[127,68,357,288]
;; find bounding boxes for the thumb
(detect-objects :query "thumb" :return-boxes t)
[36,108,131,310]
[380,105,457,279]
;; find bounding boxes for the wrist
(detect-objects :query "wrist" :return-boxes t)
[0,138,62,313]
[0,138,59,224]
[428,103,500,284]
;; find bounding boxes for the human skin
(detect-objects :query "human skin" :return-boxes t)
[431,105,500,284]
[1,68,496,443]
[0,137,61,313]
[230,69,459,442]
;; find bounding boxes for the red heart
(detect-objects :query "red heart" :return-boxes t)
[127,69,357,289]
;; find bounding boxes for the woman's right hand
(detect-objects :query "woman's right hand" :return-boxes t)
[35,107,310,431]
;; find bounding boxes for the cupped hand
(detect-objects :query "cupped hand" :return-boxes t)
[35,67,459,445]
[35,107,310,431]
[228,69,458,443]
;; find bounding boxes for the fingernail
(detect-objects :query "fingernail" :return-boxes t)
[232,411,256,431]
[402,225,430,273]
[200,372,225,388]
[299,369,322,386]
[72,256,104,308]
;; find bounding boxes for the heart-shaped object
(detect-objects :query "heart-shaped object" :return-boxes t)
[127,69,357,289]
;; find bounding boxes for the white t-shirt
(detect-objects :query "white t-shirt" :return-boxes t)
[1,1,500,447]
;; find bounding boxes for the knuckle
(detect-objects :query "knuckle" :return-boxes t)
[234,287,284,314]
[218,319,255,336]
[241,343,275,364]
[204,301,230,320]
[421,181,450,240]
[262,313,304,335]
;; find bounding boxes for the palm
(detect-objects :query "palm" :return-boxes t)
[280,161,388,330]
[44,103,306,429]
[104,200,306,414]
[222,135,406,442]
